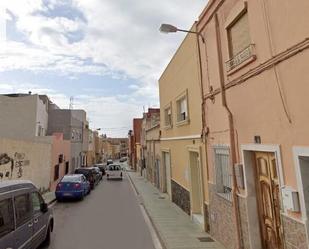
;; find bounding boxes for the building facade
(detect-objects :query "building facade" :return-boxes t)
[145,119,160,188]
[129,119,142,171]
[0,93,49,139]
[0,133,70,192]
[197,0,309,248]
[159,28,208,230]
[141,108,161,186]
[48,109,86,172]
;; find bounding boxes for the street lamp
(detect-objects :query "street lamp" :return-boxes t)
[159,23,205,42]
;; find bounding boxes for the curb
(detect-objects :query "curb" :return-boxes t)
[127,172,167,249]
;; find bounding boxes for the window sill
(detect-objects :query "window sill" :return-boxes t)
[175,119,190,127]
[227,55,256,76]
[164,125,173,130]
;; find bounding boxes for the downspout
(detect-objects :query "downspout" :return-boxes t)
[195,23,210,232]
[214,14,243,249]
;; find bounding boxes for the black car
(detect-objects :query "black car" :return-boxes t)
[94,164,106,175]
[74,167,100,189]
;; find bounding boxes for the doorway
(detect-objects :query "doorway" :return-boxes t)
[254,152,283,249]
[298,156,309,237]
[189,151,203,225]
[162,151,171,197]
[155,159,160,189]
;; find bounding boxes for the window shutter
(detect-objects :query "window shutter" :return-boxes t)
[228,11,250,57]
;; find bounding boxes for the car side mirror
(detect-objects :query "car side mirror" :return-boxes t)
[40,202,48,213]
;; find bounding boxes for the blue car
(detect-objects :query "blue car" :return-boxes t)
[55,174,91,201]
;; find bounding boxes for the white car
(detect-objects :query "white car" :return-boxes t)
[106,164,123,180]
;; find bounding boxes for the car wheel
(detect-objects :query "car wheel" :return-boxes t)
[41,223,51,247]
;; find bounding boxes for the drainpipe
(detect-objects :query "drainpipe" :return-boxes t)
[195,23,209,232]
[214,14,243,249]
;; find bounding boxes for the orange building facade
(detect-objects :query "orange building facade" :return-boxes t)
[196,0,309,249]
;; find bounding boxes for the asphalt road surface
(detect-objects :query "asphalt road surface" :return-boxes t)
[44,173,156,249]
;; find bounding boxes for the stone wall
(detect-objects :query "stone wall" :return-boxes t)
[171,179,190,215]
[209,183,238,249]
[238,196,250,249]
[282,215,308,249]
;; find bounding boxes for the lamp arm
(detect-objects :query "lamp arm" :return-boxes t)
[176,29,205,43]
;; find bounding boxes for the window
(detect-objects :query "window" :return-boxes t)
[65,162,69,174]
[226,11,254,71]
[14,194,32,226]
[164,106,172,127]
[59,154,64,164]
[227,11,251,58]
[176,96,188,123]
[31,192,44,213]
[0,199,14,238]
[214,147,232,201]
[54,164,59,181]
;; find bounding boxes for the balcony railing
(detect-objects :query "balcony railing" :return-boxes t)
[226,44,255,72]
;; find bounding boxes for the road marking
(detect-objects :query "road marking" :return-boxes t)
[126,171,163,249]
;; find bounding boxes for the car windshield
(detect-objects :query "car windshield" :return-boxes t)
[108,165,121,171]
[61,176,81,182]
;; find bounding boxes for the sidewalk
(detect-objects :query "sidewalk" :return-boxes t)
[127,171,225,249]
[42,191,56,205]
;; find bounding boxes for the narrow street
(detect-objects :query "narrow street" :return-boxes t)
[45,172,156,249]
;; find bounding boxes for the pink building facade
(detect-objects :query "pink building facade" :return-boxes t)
[196,0,309,249]
[50,133,71,191]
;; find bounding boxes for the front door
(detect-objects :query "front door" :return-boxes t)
[190,151,202,214]
[254,152,283,249]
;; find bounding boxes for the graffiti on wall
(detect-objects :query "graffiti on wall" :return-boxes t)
[0,152,30,180]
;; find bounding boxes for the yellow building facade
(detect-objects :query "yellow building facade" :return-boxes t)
[159,27,209,230]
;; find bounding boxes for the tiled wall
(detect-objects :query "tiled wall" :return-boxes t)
[171,180,190,215]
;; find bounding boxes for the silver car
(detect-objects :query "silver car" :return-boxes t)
[106,164,123,180]
[0,180,54,249]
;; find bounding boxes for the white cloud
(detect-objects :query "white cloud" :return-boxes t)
[0,0,208,135]
[0,81,140,137]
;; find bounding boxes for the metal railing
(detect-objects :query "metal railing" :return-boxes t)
[226,44,255,72]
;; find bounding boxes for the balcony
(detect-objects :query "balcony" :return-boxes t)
[226,44,256,73]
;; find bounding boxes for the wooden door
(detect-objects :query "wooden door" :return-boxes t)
[254,152,283,249]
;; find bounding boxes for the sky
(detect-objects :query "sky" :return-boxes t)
[0,0,207,137]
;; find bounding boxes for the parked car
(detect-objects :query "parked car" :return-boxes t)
[106,164,123,180]
[93,166,103,181]
[119,157,127,162]
[74,167,100,189]
[94,164,106,175]
[0,180,54,249]
[55,174,90,201]
[107,159,113,165]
